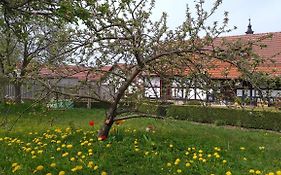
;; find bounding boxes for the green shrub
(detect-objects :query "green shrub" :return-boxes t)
[73,101,110,109]
[0,101,46,114]
[166,105,281,132]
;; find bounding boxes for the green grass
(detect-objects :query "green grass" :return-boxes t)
[0,104,281,175]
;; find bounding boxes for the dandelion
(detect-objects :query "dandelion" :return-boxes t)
[167,163,172,167]
[101,171,107,175]
[174,158,180,165]
[249,169,255,173]
[36,165,44,171]
[222,160,227,164]
[240,147,245,151]
[12,164,21,173]
[277,171,281,175]
[268,172,275,175]
[62,152,69,157]
[71,165,83,172]
[255,170,261,174]
[88,161,94,168]
[50,163,56,168]
[58,171,65,175]
[185,163,191,167]
[12,163,18,167]
[225,171,232,175]
[94,165,99,170]
[177,169,182,173]
[66,144,73,149]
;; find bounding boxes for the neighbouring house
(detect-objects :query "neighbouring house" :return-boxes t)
[3,64,126,102]
[143,27,281,105]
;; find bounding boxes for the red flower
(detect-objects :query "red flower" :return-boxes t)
[89,120,95,126]
[98,135,107,141]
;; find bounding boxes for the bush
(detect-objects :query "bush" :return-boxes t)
[137,101,172,116]
[73,101,111,109]
[166,105,281,132]
[0,101,46,114]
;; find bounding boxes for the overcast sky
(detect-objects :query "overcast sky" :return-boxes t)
[152,0,281,36]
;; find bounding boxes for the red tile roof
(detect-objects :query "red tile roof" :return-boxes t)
[39,65,113,81]
[197,32,281,79]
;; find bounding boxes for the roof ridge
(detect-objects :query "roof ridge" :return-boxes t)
[220,31,281,38]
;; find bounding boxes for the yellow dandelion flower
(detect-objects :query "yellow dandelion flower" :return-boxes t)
[46,173,52,175]
[169,144,173,148]
[12,163,18,167]
[101,171,107,175]
[222,160,227,164]
[185,163,191,167]
[276,171,281,175]
[174,158,180,165]
[77,152,82,156]
[87,161,94,168]
[50,163,56,168]
[94,165,99,170]
[36,165,44,171]
[256,170,261,174]
[225,171,232,175]
[249,169,255,173]
[58,171,65,175]
[268,172,275,175]
[12,165,21,173]
[167,163,172,167]
[177,169,182,173]
[70,157,75,161]
[62,152,69,157]
[66,144,73,149]
[240,147,245,150]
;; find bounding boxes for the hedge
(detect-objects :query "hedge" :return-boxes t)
[138,103,281,132]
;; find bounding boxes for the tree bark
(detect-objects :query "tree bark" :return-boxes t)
[98,67,142,139]
[14,81,22,104]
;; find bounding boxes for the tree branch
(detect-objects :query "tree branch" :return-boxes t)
[114,113,164,121]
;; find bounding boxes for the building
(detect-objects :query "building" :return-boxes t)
[143,24,281,105]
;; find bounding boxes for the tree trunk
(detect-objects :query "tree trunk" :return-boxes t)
[97,67,142,139]
[14,81,22,104]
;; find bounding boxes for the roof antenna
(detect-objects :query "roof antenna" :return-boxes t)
[245,18,254,34]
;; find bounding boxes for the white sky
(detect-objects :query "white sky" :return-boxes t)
[152,0,281,36]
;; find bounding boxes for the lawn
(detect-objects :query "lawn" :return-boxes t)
[0,104,281,175]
